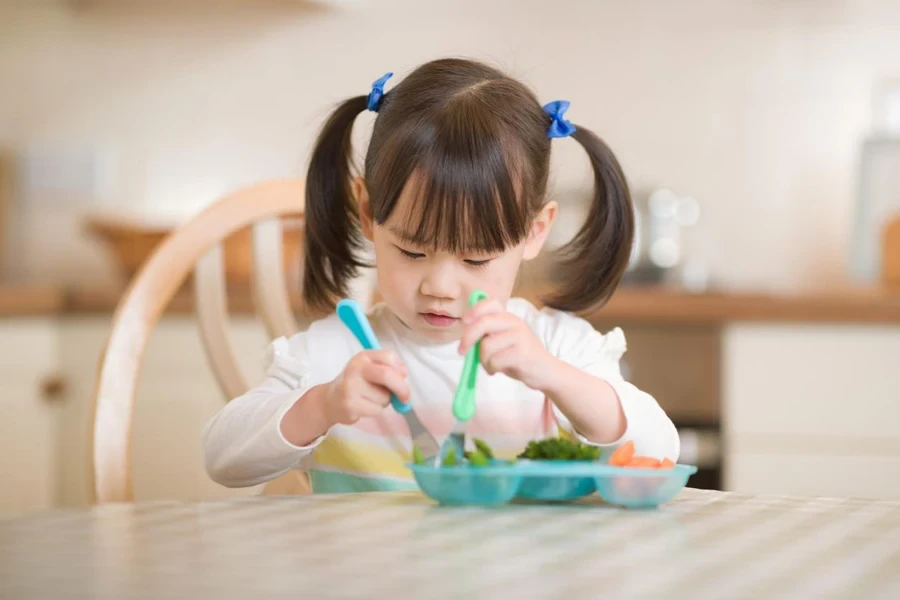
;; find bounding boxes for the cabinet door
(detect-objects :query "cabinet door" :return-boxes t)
[59,316,271,505]
[0,318,60,515]
[132,316,269,501]
[723,324,900,498]
[57,317,111,507]
[728,451,900,500]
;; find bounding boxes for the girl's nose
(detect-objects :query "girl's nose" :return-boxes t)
[419,260,461,301]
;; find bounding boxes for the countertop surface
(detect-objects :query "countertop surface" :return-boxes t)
[3,282,900,324]
[1,488,898,599]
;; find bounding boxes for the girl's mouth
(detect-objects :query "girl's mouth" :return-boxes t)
[420,312,458,328]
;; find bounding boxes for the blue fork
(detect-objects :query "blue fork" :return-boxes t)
[336,299,441,461]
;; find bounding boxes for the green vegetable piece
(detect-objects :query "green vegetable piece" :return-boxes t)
[468,450,490,467]
[442,446,459,467]
[412,445,425,465]
[473,438,494,459]
[516,437,601,461]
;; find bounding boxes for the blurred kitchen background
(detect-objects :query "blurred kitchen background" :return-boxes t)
[2,0,900,514]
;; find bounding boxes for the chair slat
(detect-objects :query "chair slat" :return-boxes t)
[92,179,307,503]
[251,218,301,339]
[195,243,250,400]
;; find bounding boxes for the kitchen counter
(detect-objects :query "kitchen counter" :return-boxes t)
[0,285,64,316]
[2,283,900,324]
[562,285,900,325]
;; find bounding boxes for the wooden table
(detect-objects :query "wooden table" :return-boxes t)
[1,489,898,599]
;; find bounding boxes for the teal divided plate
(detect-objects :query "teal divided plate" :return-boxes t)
[514,460,596,501]
[408,461,698,508]
[407,463,523,506]
[593,463,698,508]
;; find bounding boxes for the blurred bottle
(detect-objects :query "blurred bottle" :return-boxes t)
[850,79,900,283]
[626,187,707,290]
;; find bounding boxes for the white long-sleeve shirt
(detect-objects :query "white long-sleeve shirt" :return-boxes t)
[202,298,680,493]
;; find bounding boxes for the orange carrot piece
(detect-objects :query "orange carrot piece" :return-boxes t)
[660,458,675,469]
[609,441,635,466]
[627,456,662,469]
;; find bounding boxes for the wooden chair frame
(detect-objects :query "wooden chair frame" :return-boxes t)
[90,179,307,503]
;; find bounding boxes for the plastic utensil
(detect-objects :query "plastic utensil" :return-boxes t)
[438,289,489,464]
[452,290,488,422]
[336,299,440,460]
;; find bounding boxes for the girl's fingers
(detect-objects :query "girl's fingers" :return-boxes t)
[458,313,518,355]
[462,298,504,324]
[364,349,408,376]
[482,345,519,376]
[361,361,411,403]
[355,389,392,417]
[478,329,520,366]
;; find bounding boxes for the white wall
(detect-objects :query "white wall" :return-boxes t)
[1,0,899,290]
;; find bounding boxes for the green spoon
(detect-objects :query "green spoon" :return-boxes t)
[439,289,488,464]
[452,289,488,421]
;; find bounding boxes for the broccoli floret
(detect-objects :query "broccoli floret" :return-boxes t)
[517,438,600,461]
[468,450,490,467]
[438,440,498,467]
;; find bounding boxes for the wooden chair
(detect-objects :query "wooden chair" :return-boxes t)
[90,179,315,504]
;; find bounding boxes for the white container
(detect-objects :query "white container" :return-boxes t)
[852,136,900,283]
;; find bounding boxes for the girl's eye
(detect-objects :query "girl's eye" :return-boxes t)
[398,248,425,260]
[464,258,492,269]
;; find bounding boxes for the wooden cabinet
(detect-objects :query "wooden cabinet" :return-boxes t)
[723,324,900,499]
[591,322,721,424]
[0,318,61,515]
[131,316,269,502]
[57,316,270,508]
[2,311,297,513]
[4,310,900,513]
[591,319,900,499]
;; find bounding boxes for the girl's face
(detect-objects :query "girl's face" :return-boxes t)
[355,178,556,343]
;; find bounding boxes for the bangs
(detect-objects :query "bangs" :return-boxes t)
[366,114,534,254]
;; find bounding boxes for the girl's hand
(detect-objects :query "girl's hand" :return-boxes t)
[458,299,558,391]
[324,350,410,426]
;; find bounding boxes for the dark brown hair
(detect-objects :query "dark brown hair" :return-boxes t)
[303,58,633,313]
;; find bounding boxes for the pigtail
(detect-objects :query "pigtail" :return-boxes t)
[545,126,634,313]
[303,95,370,312]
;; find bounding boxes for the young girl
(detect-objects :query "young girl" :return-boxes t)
[202,58,679,493]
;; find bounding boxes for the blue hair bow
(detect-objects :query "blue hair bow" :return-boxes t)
[543,100,577,138]
[367,72,393,112]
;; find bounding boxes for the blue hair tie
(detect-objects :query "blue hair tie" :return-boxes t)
[367,72,393,112]
[543,100,576,138]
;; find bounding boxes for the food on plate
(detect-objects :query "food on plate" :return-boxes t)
[473,438,494,460]
[412,438,498,467]
[517,437,601,461]
[609,441,675,469]
[412,445,426,465]
[442,446,459,466]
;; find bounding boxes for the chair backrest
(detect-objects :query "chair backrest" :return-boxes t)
[90,179,310,503]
